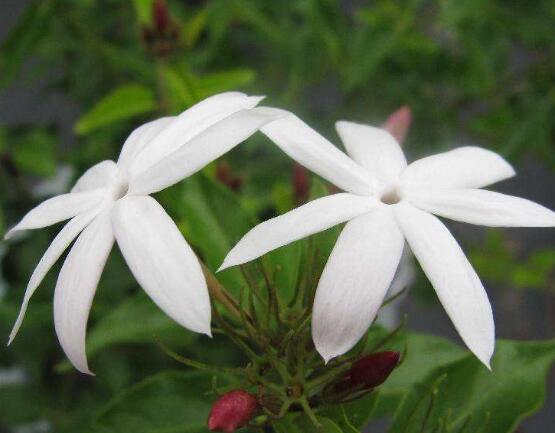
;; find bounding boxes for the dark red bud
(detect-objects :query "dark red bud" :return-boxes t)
[153,0,170,34]
[215,162,243,192]
[292,163,310,205]
[208,390,259,433]
[350,351,400,388]
[383,106,412,145]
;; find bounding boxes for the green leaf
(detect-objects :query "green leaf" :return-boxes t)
[182,8,208,47]
[0,1,54,87]
[91,370,234,433]
[75,84,156,135]
[160,65,196,112]
[12,129,58,177]
[197,69,256,98]
[132,0,154,24]
[389,339,555,433]
[168,172,255,292]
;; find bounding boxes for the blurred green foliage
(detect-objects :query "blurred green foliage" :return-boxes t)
[1,0,555,432]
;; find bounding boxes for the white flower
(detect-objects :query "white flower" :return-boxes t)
[220,114,555,368]
[5,92,282,374]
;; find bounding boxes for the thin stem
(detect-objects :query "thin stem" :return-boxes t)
[156,338,239,375]
[299,396,320,427]
[201,262,243,319]
[368,315,407,352]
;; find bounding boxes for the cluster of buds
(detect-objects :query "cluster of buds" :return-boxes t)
[205,351,400,432]
[179,107,411,432]
[141,0,180,58]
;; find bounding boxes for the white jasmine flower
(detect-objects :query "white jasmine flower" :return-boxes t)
[5,92,282,374]
[221,113,555,368]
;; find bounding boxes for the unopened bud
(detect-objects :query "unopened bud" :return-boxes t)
[349,351,400,388]
[292,163,310,205]
[383,106,412,144]
[215,162,243,192]
[208,390,259,433]
[153,0,170,34]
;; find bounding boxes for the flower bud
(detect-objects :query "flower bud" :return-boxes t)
[215,162,243,192]
[292,163,310,205]
[153,0,170,34]
[383,106,412,144]
[208,390,259,433]
[349,351,400,388]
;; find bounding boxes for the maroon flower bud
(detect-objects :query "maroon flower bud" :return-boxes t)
[208,390,259,433]
[292,163,310,205]
[215,162,243,192]
[349,351,400,388]
[383,106,412,145]
[153,0,170,35]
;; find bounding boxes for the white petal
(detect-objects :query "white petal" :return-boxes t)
[71,160,118,193]
[388,244,415,296]
[8,208,100,344]
[117,117,175,173]
[406,188,555,227]
[112,196,211,336]
[261,114,374,195]
[220,193,376,271]
[5,190,105,239]
[130,107,284,195]
[54,209,115,374]
[312,206,404,362]
[401,146,515,190]
[394,203,494,368]
[335,121,407,184]
[130,92,263,176]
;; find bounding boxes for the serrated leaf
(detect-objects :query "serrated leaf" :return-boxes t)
[75,84,156,135]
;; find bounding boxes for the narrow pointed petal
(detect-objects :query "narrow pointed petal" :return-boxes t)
[117,117,175,173]
[71,160,118,193]
[5,190,105,239]
[130,107,284,195]
[130,92,264,176]
[261,114,374,195]
[383,106,412,144]
[54,209,114,374]
[8,208,100,344]
[335,121,407,184]
[112,196,211,335]
[401,146,515,190]
[220,193,376,271]
[312,207,404,362]
[388,244,415,296]
[407,188,555,227]
[393,203,494,368]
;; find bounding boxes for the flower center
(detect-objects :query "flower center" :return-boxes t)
[112,181,129,200]
[380,187,401,205]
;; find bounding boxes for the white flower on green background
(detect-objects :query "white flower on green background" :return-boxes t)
[221,113,555,368]
[5,92,282,374]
